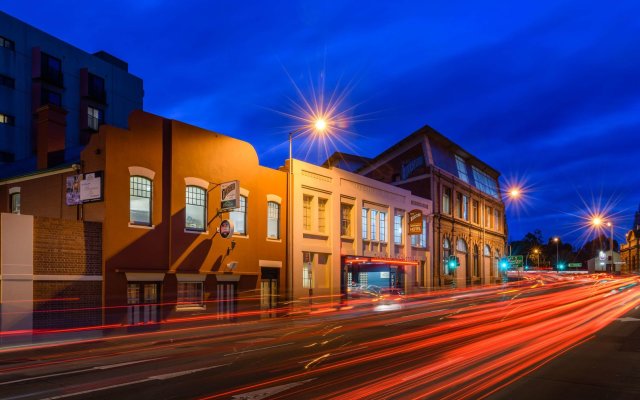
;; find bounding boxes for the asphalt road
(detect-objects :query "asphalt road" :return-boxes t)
[1,274,638,400]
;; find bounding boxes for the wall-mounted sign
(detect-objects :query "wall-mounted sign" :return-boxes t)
[408,209,423,235]
[80,171,103,202]
[220,180,239,211]
[65,175,82,205]
[400,156,424,180]
[219,219,234,239]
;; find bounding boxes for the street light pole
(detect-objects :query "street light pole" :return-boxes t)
[553,237,559,270]
[607,222,614,273]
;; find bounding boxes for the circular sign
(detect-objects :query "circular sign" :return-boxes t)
[219,219,234,239]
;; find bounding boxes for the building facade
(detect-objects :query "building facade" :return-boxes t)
[289,158,432,306]
[0,11,143,167]
[620,205,640,273]
[0,111,287,334]
[345,125,507,288]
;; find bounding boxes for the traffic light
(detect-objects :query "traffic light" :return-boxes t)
[558,263,565,270]
[447,255,459,270]
[499,258,509,270]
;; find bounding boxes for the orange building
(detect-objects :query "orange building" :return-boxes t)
[0,111,286,333]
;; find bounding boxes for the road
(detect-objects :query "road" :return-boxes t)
[0,274,638,400]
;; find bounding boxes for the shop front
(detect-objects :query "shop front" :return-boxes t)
[341,256,417,301]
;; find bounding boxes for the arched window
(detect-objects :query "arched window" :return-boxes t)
[473,245,479,277]
[185,186,206,231]
[484,244,491,257]
[443,238,451,274]
[456,238,467,253]
[267,201,280,239]
[130,176,152,226]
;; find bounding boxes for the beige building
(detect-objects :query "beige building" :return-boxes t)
[288,158,432,306]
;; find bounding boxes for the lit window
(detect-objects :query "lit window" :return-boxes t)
[130,176,152,225]
[0,113,15,126]
[472,200,479,224]
[379,212,387,242]
[267,201,280,239]
[303,195,312,230]
[177,282,203,308]
[362,208,368,240]
[318,198,327,233]
[185,186,206,231]
[411,218,426,248]
[302,252,313,288]
[442,187,451,214]
[341,204,352,236]
[229,195,247,235]
[443,238,451,274]
[472,166,499,198]
[88,106,104,131]
[485,206,492,228]
[370,210,378,241]
[10,192,20,214]
[455,155,469,183]
[494,209,500,231]
[463,195,469,221]
[394,214,403,245]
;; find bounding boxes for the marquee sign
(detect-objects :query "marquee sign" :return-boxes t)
[220,180,239,211]
[408,209,423,235]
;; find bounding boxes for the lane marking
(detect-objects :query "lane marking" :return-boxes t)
[0,357,166,386]
[224,342,294,356]
[150,364,231,380]
[232,379,315,400]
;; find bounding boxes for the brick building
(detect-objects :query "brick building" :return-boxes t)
[621,205,640,273]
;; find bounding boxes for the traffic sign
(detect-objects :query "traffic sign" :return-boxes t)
[567,263,582,268]
[506,255,523,268]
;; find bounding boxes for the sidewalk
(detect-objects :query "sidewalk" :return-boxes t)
[487,305,640,399]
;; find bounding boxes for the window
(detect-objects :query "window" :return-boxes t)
[303,195,312,230]
[88,106,104,131]
[341,204,352,236]
[318,198,327,233]
[41,52,63,86]
[229,195,247,235]
[177,282,203,308]
[130,176,152,226]
[370,210,378,241]
[462,195,469,221]
[0,74,15,89]
[472,166,499,198]
[394,214,403,245]
[442,187,451,214]
[362,208,368,240]
[473,245,479,277]
[0,113,15,126]
[88,73,106,102]
[443,238,451,274]
[10,192,20,214]
[41,88,62,107]
[411,218,427,248]
[379,212,387,242]
[472,200,479,224]
[494,209,500,231]
[456,192,463,218]
[455,155,469,183]
[0,35,15,50]
[185,186,206,232]
[484,245,491,257]
[267,201,280,239]
[302,252,313,288]
[485,206,492,228]
[457,238,467,253]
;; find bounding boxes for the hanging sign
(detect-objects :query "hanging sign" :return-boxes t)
[220,180,239,211]
[219,219,234,239]
[408,209,423,235]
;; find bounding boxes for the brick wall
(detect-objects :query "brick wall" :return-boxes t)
[33,281,102,329]
[33,216,102,275]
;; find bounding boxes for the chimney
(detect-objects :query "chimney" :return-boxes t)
[35,104,67,169]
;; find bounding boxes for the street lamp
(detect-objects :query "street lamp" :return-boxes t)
[288,119,329,306]
[592,217,614,273]
[553,237,559,270]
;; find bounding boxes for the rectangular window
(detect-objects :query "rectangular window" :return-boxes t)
[229,195,247,235]
[0,113,15,126]
[0,74,15,89]
[88,73,106,102]
[41,52,63,86]
[130,176,152,226]
[411,218,427,248]
[485,206,492,228]
[318,198,327,233]
[362,208,368,240]
[442,187,451,214]
[472,166,499,198]
[267,201,280,239]
[127,284,141,305]
[185,186,206,232]
[10,193,20,214]
[455,155,469,183]
[379,212,387,242]
[302,252,313,289]
[370,209,378,241]
[88,106,104,131]
[463,195,469,221]
[456,192,462,218]
[177,282,203,308]
[341,204,352,236]
[472,200,479,224]
[41,88,62,107]
[394,214,403,245]
[0,35,15,50]
[494,209,500,231]
[303,195,312,230]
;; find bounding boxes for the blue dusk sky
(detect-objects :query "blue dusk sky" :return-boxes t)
[3,0,639,248]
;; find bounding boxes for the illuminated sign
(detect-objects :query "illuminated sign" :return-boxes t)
[220,180,239,211]
[408,209,423,235]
